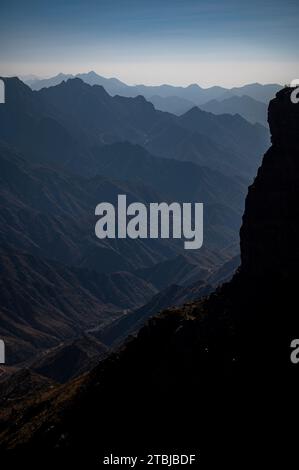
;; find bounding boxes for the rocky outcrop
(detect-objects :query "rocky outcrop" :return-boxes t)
[240,87,299,280]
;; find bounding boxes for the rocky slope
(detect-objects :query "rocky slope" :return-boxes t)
[0,248,156,364]
[27,335,109,384]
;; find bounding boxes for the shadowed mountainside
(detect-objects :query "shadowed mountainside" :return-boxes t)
[0,139,240,286]
[0,248,156,364]
[0,77,258,369]
[0,88,297,465]
[0,77,269,179]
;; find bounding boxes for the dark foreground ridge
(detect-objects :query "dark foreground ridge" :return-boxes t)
[1,87,299,465]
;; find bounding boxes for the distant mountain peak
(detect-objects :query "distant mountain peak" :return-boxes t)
[59,77,109,96]
[185,105,201,112]
[135,94,148,102]
[187,83,201,89]
[64,77,85,87]
[86,70,99,76]
[182,105,205,117]
[56,72,72,78]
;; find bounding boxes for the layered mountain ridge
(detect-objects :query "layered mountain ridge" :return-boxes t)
[0,76,260,366]
[0,88,297,462]
[25,72,281,123]
[0,77,269,178]
[26,71,281,104]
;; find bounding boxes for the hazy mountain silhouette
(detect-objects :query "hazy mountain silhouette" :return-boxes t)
[201,94,268,125]
[0,77,269,180]
[220,82,283,103]
[147,94,196,115]
[27,71,282,106]
[0,77,266,283]
[0,136,241,366]
[0,79,253,368]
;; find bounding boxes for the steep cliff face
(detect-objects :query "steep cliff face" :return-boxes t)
[0,88,298,463]
[240,87,299,280]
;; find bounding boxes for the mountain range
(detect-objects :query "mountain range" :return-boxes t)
[0,75,268,367]
[0,73,275,408]
[26,71,281,104]
[24,71,281,124]
[0,87,297,464]
[1,77,269,178]
[201,95,268,126]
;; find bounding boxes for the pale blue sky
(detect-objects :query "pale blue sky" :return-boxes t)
[0,0,298,86]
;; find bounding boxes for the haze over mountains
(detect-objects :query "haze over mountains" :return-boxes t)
[201,95,268,126]
[2,76,269,178]
[0,74,271,383]
[25,71,282,123]
[26,71,281,104]
[1,0,297,460]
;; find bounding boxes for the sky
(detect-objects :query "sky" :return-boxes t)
[0,0,298,87]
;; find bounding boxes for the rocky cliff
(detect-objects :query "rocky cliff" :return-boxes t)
[240,87,299,280]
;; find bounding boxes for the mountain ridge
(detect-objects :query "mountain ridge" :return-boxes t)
[0,87,296,461]
[25,71,282,105]
[0,77,269,180]
[201,94,268,125]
